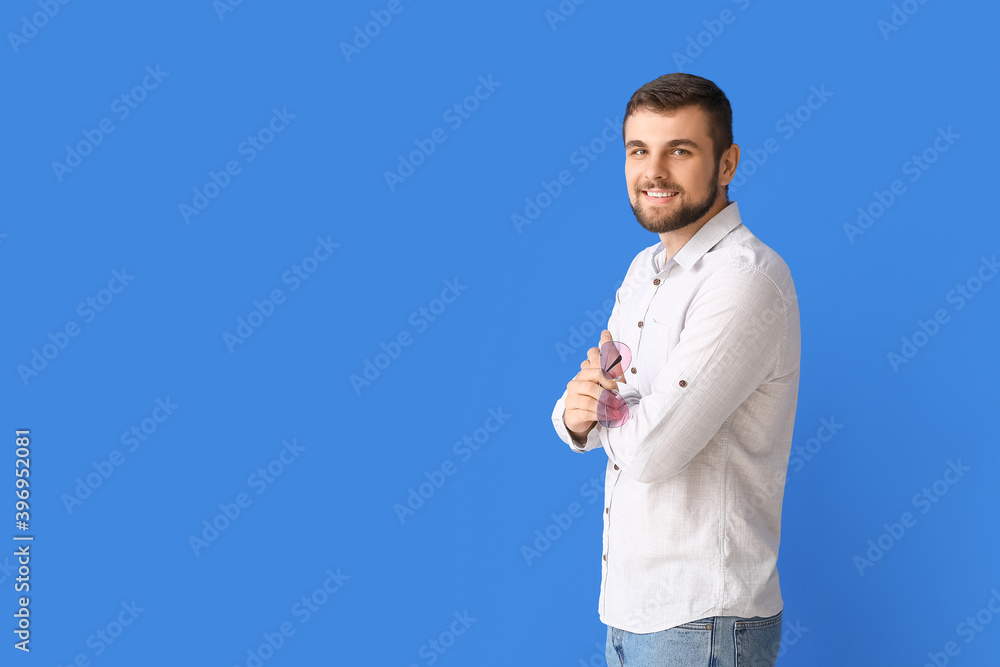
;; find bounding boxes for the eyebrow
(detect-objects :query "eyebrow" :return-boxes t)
[625,138,701,150]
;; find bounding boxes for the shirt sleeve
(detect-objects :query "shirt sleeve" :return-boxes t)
[601,264,787,483]
[550,277,627,453]
[551,388,603,452]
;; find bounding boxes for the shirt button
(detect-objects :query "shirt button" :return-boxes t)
[605,507,609,514]
[637,321,643,328]
[613,464,619,470]
[603,554,607,561]
[679,379,687,387]
[630,367,637,374]
[653,278,660,286]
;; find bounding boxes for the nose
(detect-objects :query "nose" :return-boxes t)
[641,150,672,186]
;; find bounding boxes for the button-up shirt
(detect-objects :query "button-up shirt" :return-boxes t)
[551,201,801,634]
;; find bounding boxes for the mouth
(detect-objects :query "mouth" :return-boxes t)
[642,189,679,203]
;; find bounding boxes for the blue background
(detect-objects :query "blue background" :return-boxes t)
[3,0,998,665]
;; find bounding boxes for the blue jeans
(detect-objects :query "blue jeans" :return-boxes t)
[606,610,782,667]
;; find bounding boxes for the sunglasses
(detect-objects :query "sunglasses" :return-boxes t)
[597,340,632,428]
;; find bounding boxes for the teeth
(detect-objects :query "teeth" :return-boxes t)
[646,191,676,198]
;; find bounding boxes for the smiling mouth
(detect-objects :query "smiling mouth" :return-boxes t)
[642,189,679,202]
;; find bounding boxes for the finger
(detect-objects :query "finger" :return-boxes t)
[583,347,614,389]
[577,366,620,393]
[566,378,601,402]
[563,403,599,432]
[565,389,600,427]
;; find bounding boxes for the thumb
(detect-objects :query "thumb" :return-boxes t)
[599,330,627,384]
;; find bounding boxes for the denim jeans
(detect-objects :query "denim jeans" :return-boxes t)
[606,610,782,667]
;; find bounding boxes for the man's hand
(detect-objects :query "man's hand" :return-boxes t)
[562,330,626,443]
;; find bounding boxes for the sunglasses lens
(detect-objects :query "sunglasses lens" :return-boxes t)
[600,341,631,380]
[597,390,630,428]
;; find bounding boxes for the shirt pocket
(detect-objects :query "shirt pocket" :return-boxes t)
[638,317,672,368]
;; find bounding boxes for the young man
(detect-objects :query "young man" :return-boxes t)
[551,73,801,667]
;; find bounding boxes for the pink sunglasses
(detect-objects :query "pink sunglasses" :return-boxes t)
[597,341,631,428]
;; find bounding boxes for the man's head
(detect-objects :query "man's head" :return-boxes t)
[622,73,739,234]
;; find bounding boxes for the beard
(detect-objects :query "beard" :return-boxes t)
[629,163,721,234]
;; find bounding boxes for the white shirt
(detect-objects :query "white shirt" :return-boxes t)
[551,201,801,633]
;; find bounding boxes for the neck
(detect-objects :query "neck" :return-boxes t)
[658,196,730,262]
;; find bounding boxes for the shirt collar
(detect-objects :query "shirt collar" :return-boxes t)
[652,201,743,272]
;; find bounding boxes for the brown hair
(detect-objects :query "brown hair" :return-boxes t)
[623,73,733,163]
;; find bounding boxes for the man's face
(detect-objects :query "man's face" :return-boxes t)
[623,105,724,234]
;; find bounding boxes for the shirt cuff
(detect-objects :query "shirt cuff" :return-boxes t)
[552,390,603,452]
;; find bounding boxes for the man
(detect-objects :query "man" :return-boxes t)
[551,73,801,667]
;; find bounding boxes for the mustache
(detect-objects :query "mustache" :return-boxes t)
[636,183,683,193]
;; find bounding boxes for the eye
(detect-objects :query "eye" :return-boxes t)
[630,149,646,156]
[672,148,689,155]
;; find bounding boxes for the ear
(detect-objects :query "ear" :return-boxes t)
[718,143,741,187]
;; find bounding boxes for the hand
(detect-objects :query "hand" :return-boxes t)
[562,330,626,441]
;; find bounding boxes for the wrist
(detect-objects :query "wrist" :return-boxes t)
[564,416,594,446]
